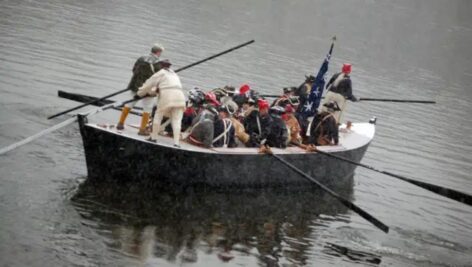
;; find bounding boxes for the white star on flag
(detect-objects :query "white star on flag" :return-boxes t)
[303,101,313,111]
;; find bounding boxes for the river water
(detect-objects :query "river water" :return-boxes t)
[1,0,471,266]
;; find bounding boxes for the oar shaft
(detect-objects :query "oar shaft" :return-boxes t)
[358,98,436,104]
[315,149,472,207]
[260,95,435,104]
[0,117,77,155]
[174,40,254,73]
[48,40,255,120]
[271,153,389,233]
[0,97,140,155]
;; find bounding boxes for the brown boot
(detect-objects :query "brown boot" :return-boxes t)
[138,112,151,136]
[117,106,131,130]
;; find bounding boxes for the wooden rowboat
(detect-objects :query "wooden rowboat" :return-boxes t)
[77,113,376,189]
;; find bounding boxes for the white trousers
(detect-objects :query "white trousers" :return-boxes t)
[151,107,184,146]
[125,91,155,113]
[321,91,347,123]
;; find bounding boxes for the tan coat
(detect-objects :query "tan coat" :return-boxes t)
[137,68,186,115]
[285,114,302,144]
[230,117,250,144]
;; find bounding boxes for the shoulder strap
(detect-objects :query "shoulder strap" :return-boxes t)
[212,119,233,145]
[313,113,334,134]
[150,63,155,73]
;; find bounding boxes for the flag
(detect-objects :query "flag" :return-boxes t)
[301,41,335,117]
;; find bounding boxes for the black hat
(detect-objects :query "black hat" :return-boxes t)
[305,75,316,83]
[158,59,172,68]
[283,87,294,94]
[323,101,341,111]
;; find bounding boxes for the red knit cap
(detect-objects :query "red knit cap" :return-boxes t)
[258,99,269,110]
[342,63,352,74]
[205,92,220,106]
[239,84,250,94]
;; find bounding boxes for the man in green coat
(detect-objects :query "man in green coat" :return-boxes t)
[117,43,164,135]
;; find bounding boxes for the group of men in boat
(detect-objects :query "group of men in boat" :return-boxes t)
[116,43,357,150]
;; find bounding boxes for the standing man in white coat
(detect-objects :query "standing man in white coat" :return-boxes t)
[137,59,186,147]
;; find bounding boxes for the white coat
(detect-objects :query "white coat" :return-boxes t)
[137,68,186,114]
[137,68,186,146]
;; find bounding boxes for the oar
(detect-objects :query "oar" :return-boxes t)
[47,40,255,120]
[0,99,136,156]
[358,98,436,104]
[260,94,435,104]
[269,153,389,233]
[314,149,472,207]
[57,90,143,115]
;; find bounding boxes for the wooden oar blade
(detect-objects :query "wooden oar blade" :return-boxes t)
[316,149,472,207]
[48,88,129,120]
[271,154,389,233]
[338,198,389,233]
[57,90,143,116]
[58,90,114,106]
[383,171,472,207]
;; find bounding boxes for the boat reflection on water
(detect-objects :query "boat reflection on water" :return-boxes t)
[71,178,381,266]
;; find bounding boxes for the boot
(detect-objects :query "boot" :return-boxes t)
[138,112,151,136]
[116,106,131,130]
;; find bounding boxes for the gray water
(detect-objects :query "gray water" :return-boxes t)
[1,0,472,266]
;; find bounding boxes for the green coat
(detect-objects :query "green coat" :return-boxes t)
[127,54,161,92]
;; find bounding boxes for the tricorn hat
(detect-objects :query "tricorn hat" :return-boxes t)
[323,101,341,111]
[283,87,296,94]
[158,59,172,68]
[305,75,316,83]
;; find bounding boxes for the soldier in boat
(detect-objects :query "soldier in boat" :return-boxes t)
[232,84,251,107]
[117,43,164,135]
[213,104,237,148]
[307,101,340,146]
[282,104,303,147]
[233,84,262,109]
[244,99,272,148]
[271,87,297,107]
[321,63,358,123]
[266,106,289,148]
[294,75,316,112]
[137,59,186,147]
[186,104,218,148]
[182,88,206,131]
[238,97,257,121]
[204,91,220,107]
